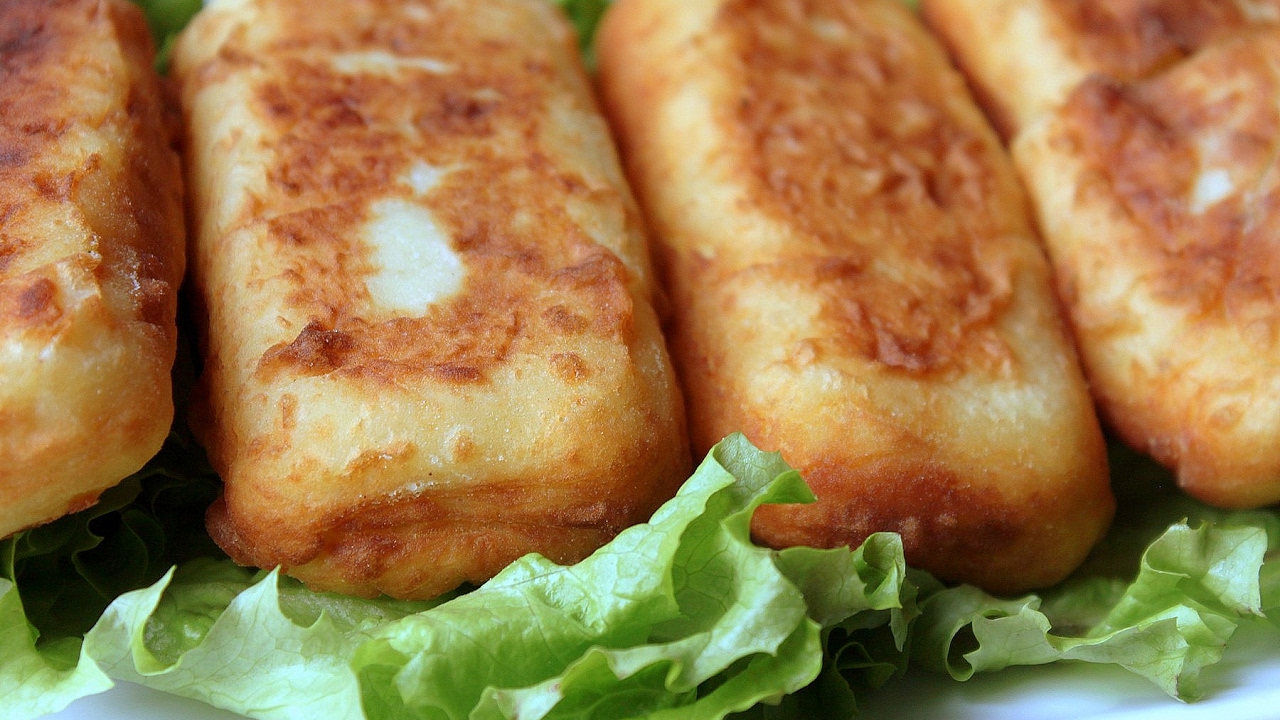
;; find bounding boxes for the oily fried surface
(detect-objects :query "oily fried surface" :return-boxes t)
[1015,31,1280,507]
[598,0,1112,593]
[921,0,1280,137]
[0,0,184,539]
[174,0,688,598]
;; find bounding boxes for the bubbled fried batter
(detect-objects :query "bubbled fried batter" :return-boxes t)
[1050,0,1276,79]
[188,5,642,386]
[922,0,1280,137]
[722,0,1016,376]
[1060,43,1280,325]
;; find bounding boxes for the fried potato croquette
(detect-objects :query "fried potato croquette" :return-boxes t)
[1014,31,1280,508]
[921,0,1280,139]
[0,0,185,539]
[925,0,1280,507]
[597,0,1113,593]
[172,0,689,599]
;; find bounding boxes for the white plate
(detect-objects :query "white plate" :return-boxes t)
[45,620,1280,720]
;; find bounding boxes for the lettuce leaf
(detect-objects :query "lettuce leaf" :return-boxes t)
[0,577,112,720]
[0,427,222,720]
[4,432,1280,720]
[82,560,441,720]
[58,435,911,720]
[129,0,202,71]
[906,443,1280,702]
[553,0,611,51]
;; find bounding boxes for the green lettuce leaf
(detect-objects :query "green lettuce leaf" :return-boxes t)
[5,432,222,642]
[129,0,203,71]
[82,560,441,720]
[36,435,911,720]
[729,536,920,719]
[0,423,223,720]
[4,430,1280,720]
[907,443,1280,702]
[552,0,611,53]
[0,577,113,720]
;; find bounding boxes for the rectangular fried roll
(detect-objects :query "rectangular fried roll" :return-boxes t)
[921,0,1280,138]
[1013,31,1280,508]
[597,0,1113,593]
[172,0,689,599]
[0,0,185,539]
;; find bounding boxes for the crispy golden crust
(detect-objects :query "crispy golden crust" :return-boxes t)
[173,0,689,598]
[0,0,185,539]
[1014,31,1280,507]
[598,0,1113,593]
[921,0,1280,138]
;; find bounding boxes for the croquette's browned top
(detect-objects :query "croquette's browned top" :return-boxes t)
[714,0,1018,375]
[0,0,181,334]
[1049,0,1280,80]
[179,0,646,387]
[1060,31,1280,341]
